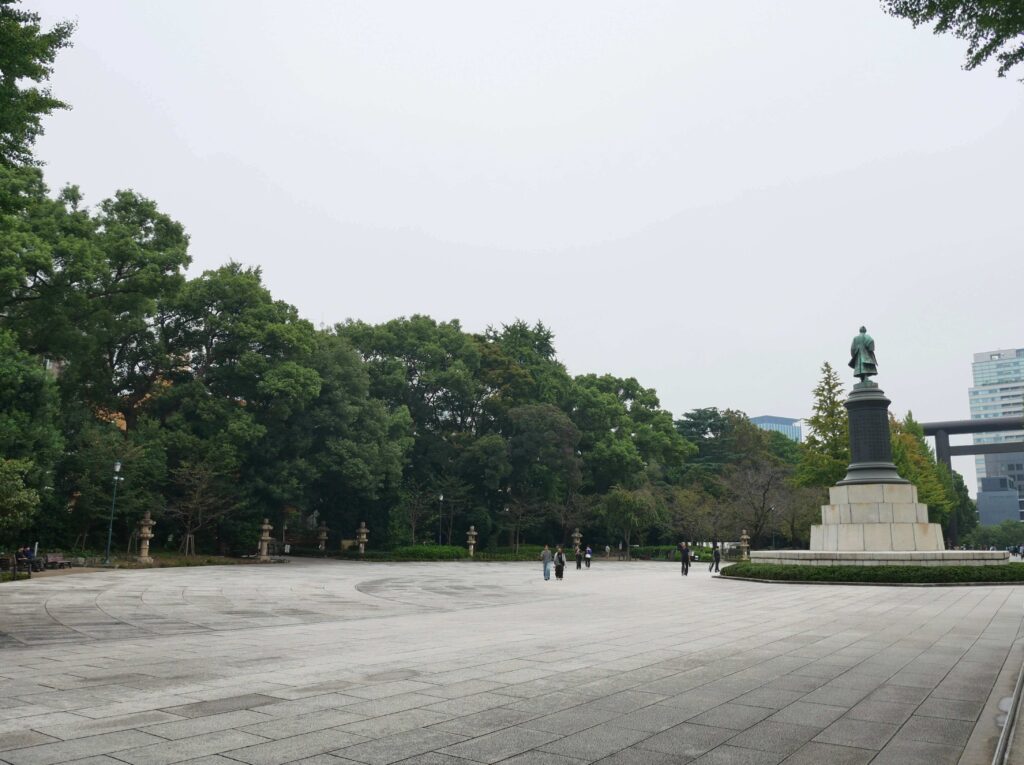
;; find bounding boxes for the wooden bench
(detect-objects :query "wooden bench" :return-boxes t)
[44,553,72,569]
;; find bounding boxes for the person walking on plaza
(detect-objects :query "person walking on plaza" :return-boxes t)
[585,545,592,568]
[575,545,583,570]
[541,545,552,581]
[679,541,690,576]
[554,546,566,580]
[709,543,721,573]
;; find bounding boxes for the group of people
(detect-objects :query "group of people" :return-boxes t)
[676,541,721,575]
[540,544,593,580]
[12,546,43,572]
[540,541,722,580]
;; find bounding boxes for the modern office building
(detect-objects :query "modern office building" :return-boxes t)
[751,415,802,443]
[969,347,1024,515]
[978,477,1022,525]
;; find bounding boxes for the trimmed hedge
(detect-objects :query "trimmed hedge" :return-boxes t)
[721,561,1024,584]
[389,545,468,561]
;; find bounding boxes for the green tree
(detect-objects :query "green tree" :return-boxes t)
[675,408,768,486]
[891,413,954,527]
[600,485,661,558]
[0,0,74,167]
[882,0,1024,79]
[0,458,38,540]
[796,362,849,487]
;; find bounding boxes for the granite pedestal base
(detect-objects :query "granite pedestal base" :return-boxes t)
[750,550,1010,566]
[752,482,1010,567]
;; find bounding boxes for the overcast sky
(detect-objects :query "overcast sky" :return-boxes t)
[33,1,1024,493]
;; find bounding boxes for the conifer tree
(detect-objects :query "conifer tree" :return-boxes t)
[796,362,849,487]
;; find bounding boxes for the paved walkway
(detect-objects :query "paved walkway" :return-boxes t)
[0,560,1021,764]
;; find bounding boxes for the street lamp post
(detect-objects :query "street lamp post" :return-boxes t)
[438,494,444,545]
[770,505,776,550]
[104,461,124,565]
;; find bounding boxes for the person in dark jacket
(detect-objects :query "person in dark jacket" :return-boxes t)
[709,543,721,573]
[554,546,566,580]
[679,542,690,576]
[575,546,583,570]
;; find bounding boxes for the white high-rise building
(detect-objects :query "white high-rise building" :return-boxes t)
[969,348,1024,493]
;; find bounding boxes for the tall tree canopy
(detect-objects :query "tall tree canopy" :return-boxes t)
[882,0,1024,79]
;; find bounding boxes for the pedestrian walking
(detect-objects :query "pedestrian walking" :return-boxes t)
[554,546,566,581]
[541,545,552,581]
[575,546,583,570]
[604,544,610,558]
[585,545,592,568]
[618,541,624,560]
[709,543,721,573]
[679,541,690,576]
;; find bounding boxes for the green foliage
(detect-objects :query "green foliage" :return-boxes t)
[0,458,39,537]
[890,413,954,528]
[882,0,1024,79]
[796,362,848,488]
[390,544,468,560]
[0,1,74,166]
[962,520,1024,549]
[723,561,1024,583]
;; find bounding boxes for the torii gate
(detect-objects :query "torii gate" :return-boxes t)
[920,416,1024,471]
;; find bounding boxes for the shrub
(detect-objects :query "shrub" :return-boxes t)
[390,545,468,561]
[721,562,1024,584]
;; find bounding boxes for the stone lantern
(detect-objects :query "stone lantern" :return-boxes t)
[571,527,582,552]
[739,529,750,562]
[137,511,155,565]
[356,522,369,556]
[466,525,478,557]
[258,518,273,561]
[317,521,329,551]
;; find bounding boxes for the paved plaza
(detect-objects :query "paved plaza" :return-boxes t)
[0,560,1022,764]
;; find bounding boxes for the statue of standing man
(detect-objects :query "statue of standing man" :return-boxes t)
[849,326,878,382]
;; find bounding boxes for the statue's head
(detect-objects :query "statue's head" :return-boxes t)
[859,325,867,333]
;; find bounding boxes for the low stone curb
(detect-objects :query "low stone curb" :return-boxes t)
[714,574,1024,587]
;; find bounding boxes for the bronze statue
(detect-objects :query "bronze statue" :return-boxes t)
[849,326,877,382]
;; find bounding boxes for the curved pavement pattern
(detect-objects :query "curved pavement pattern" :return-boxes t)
[0,559,1021,764]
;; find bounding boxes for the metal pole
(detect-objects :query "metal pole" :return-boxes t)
[104,462,122,565]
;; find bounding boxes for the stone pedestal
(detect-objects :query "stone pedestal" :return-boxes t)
[838,383,908,485]
[752,482,1008,566]
[809,483,943,552]
[466,525,478,558]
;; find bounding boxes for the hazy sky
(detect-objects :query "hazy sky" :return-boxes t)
[33,1,1024,493]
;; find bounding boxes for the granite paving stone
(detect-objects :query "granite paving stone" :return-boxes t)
[913,696,983,720]
[226,728,370,765]
[1,730,165,765]
[238,709,367,740]
[777,741,874,765]
[813,717,899,750]
[436,725,560,762]
[687,703,774,731]
[638,722,736,758]
[0,560,1021,765]
[332,728,465,765]
[539,723,651,761]
[113,729,268,765]
[725,720,819,755]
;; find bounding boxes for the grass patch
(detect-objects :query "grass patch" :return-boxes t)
[721,561,1024,584]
